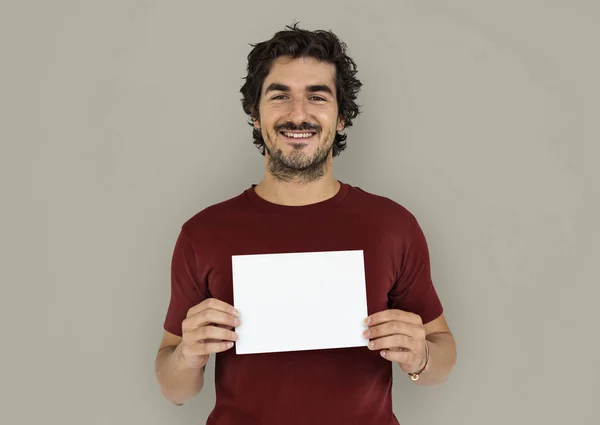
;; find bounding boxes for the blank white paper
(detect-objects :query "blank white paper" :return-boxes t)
[231,250,369,355]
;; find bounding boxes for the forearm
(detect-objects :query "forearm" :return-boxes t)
[155,344,205,405]
[412,332,457,387]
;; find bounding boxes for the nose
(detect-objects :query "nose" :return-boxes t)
[287,98,309,125]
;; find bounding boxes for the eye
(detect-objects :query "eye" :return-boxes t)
[271,95,288,100]
[309,96,326,101]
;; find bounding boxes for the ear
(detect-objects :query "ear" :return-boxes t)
[251,106,260,129]
[336,117,345,132]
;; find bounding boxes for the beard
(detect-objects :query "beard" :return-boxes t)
[264,128,334,183]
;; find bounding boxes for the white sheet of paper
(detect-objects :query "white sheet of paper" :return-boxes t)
[231,250,369,355]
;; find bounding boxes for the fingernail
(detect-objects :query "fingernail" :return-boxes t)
[227,342,234,348]
[380,351,386,358]
[364,317,371,325]
[234,318,241,326]
[233,308,241,317]
[368,341,374,349]
[363,329,370,338]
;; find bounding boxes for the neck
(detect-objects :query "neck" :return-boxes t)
[255,164,340,207]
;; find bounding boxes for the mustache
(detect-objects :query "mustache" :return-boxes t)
[275,122,321,132]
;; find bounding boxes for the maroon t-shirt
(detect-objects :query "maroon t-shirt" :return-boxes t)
[163,182,443,425]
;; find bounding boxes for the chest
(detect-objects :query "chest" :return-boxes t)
[199,215,399,316]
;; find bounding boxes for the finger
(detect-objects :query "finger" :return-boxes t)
[215,324,235,331]
[364,321,421,340]
[191,325,238,343]
[184,309,240,331]
[187,298,240,318]
[365,309,422,327]
[367,334,416,352]
[189,340,235,356]
[379,349,415,365]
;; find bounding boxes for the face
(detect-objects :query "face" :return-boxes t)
[253,56,344,182]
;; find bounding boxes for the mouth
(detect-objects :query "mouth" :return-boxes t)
[279,130,318,142]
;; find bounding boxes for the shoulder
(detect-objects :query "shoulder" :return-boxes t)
[347,183,420,226]
[179,189,249,237]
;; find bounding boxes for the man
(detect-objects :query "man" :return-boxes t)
[155,23,456,424]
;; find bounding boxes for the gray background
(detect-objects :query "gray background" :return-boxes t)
[1,1,598,424]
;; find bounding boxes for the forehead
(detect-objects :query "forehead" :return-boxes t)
[262,56,336,92]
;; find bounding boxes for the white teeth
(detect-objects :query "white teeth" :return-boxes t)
[282,132,314,138]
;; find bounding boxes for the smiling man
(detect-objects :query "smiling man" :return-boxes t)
[256,61,344,183]
[155,23,457,425]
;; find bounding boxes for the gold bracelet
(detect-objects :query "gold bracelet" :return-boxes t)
[409,340,429,381]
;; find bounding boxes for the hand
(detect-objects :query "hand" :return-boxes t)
[363,309,427,374]
[178,298,241,369]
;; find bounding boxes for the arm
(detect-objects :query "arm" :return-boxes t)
[155,331,205,406]
[155,299,240,405]
[372,215,456,385]
[413,314,457,386]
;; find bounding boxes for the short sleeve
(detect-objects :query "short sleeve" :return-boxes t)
[163,229,209,337]
[388,217,443,324]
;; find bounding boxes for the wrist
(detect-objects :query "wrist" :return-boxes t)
[175,342,208,370]
[408,340,429,381]
[416,342,428,370]
[174,343,186,364]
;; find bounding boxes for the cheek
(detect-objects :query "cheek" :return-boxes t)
[261,105,287,121]
[262,127,279,145]
[317,113,338,133]
[315,109,338,127]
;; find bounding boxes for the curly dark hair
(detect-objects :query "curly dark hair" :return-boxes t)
[240,23,362,157]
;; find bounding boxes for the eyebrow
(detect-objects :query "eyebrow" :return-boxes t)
[264,83,334,96]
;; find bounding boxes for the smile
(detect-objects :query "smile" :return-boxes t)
[279,131,317,139]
